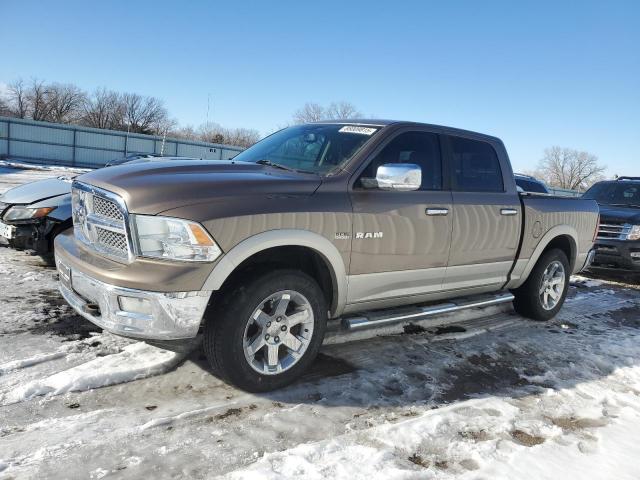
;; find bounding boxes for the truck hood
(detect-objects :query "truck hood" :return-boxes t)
[0,176,73,205]
[598,204,640,224]
[76,160,322,215]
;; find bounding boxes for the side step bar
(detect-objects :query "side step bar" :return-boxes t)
[342,292,515,331]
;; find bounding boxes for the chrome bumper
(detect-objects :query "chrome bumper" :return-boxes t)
[55,256,211,340]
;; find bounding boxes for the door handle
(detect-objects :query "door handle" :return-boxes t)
[426,208,449,216]
[501,208,518,216]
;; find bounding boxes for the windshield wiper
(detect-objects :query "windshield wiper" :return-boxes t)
[255,159,294,172]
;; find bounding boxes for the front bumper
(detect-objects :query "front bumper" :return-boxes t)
[55,257,211,341]
[0,218,58,253]
[591,238,640,271]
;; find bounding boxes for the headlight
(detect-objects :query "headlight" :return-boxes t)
[3,206,55,221]
[627,225,640,241]
[133,215,222,262]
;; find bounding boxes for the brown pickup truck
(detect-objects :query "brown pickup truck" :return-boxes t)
[54,120,599,391]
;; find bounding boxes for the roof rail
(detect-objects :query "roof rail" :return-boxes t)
[617,176,640,181]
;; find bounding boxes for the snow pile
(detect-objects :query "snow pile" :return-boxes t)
[226,366,640,480]
[1,342,185,405]
[0,351,68,375]
[0,159,90,174]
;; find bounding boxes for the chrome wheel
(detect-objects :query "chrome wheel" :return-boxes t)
[539,260,565,310]
[242,290,315,375]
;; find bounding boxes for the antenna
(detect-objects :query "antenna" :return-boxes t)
[206,93,211,125]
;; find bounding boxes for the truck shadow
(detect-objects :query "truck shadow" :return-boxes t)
[245,281,640,409]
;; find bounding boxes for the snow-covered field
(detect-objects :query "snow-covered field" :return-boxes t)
[1,166,640,479]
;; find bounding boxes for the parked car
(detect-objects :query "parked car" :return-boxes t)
[514,173,549,194]
[0,154,193,259]
[54,120,599,391]
[583,176,640,271]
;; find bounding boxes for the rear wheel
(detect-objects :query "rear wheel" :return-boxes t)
[203,269,327,392]
[512,248,570,321]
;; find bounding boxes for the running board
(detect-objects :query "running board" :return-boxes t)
[341,292,515,331]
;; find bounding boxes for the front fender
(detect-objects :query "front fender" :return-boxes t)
[202,229,347,317]
[30,193,72,222]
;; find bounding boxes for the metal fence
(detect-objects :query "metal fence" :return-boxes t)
[0,116,244,168]
[548,187,583,197]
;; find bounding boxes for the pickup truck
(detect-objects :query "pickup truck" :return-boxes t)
[54,120,599,391]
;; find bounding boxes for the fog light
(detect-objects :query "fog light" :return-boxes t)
[118,296,152,315]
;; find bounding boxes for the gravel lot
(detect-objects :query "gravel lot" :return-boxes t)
[1,166,640,479]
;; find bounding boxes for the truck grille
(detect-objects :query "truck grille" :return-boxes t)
[596,221,631,240]
[93,196,124,222]
[71,182,133,262]
[96,226,129,252]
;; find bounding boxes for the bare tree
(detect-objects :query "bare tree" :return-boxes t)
[292,101,362,124]
[198,122,260,148]
[27,79,53,121]
[82,88,125,130]
[121,93,169,134]
[46,83,87,123]
[326,101,362,120]
[222,127,261,148]
[0,89,10,116]
[170,125,199,141]
[293,102,325,124]
[7,79,28,118]
[536,146,606,191]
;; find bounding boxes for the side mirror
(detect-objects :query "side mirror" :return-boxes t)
[376,163,422,191]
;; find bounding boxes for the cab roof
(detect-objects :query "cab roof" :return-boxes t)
[310,119,502,143]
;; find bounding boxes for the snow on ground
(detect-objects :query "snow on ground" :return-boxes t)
[1,167,640,479]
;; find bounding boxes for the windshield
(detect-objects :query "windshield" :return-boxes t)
[583,182,640,207]
[232,124,381,174]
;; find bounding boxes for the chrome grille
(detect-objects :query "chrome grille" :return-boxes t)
[596,221,631,240]
[93,196,123,222]
[72,182,132,262]
[96,227,128,252]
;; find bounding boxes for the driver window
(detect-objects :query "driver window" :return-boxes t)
[356,131,442,190]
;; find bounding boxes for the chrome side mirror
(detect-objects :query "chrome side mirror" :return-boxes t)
[376,163,422,191]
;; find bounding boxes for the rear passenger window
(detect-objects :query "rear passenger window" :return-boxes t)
[449,136,504,192]
[357,131,442,190]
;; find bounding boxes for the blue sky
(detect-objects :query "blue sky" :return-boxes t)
[2,0,638,175]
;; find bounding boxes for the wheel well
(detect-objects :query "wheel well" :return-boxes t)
[218,246,336,313]
[543,235,576,270]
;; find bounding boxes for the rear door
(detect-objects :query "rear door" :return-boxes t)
[347,129,453,304]
[442,134,521,290]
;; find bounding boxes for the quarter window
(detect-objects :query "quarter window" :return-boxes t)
[449,136,504,192]
[357,132,442,190]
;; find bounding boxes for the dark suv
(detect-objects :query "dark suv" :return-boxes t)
[583,177,640,271]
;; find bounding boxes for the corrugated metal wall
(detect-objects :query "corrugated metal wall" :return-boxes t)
[0,116,244,168]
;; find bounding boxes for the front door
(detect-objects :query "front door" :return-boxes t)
[348,130,453,304]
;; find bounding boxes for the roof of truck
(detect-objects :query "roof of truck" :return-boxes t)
[310,119,502,142]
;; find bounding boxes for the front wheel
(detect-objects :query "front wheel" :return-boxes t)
[203,269,327,392]
[512,248,570,321]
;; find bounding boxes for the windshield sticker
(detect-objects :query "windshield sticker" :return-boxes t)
[339,125,377,135]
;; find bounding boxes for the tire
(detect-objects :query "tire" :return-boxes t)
[512,248,570,321]
[203,269,327,392]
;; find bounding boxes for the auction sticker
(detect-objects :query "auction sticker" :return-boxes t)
[339,125,377,135]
